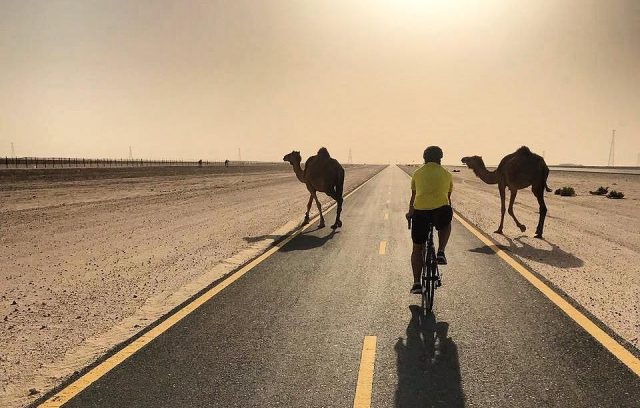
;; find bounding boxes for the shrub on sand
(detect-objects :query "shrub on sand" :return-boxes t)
[589,186,609,195]
[606,190,625,199]
[554,186,576,197]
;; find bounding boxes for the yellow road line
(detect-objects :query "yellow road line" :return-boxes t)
[397,168,639,377]
[39,168,385,408]
[353,336,377,408]
[378,241,387,255]
[453,212,640,377]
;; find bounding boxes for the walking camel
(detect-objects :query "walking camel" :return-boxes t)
[283,148,345,229]
[461,146,551,238]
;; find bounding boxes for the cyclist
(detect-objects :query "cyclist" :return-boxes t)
[406,146,453,294]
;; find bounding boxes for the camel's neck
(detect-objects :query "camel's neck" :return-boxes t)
[472,165,500,184]
[291,161,305,183]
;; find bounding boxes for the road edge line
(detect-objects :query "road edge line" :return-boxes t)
[453,212,640,376]
[397,165,640,377]
[36,165,389,408]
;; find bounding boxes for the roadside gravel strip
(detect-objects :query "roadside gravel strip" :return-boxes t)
[400,165,640,356]
[0,164,385,407]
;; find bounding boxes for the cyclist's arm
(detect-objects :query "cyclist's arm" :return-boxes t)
[448,191,452,206]
[408,190,416,218]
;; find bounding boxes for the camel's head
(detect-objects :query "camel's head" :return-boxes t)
[283,151,301,165]
[461,155,484,170]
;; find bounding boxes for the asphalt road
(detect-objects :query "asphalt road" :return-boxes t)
[59,165,639,407]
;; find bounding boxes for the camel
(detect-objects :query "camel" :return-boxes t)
[283,148,345,229]
[461,146,552,238]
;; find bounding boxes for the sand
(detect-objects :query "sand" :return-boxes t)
[0,164,385,407]
[401,165,639,353]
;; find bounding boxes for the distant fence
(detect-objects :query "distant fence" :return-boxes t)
[2,157,283,169]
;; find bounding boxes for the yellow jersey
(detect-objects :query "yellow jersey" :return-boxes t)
[411,163,453,210]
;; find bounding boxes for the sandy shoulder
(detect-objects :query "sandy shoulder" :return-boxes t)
[0,164,385,407]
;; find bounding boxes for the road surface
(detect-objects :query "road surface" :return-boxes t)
[43,165,639,407]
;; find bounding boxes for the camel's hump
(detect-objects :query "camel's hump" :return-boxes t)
[515,146,532,155]
[317,147,331,158]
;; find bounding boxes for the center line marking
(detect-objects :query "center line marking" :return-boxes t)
[353,336,377,408]
[378,241,387,255]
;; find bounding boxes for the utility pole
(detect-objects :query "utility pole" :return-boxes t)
[607,129,615,167]
[348,148,353,164]
[238,148,242,161]
[129,145,133,160]
[636,152,640,166]
[11,142,15,158]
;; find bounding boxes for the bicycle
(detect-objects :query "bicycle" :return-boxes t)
[408,217,441,313]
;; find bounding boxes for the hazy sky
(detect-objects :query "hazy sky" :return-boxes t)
[1,0,639,165]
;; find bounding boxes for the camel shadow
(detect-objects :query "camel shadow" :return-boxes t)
[395,305,465,408]
[469,235,583,269]
[280,229,339,252]
[242,229,338,251]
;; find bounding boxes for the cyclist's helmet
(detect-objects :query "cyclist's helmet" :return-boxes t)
[423,146,443,162]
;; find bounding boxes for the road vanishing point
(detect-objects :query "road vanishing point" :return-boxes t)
[39,166,639,407]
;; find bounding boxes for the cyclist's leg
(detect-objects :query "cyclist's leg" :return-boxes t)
[411,243,424,283]
[434,206,453,263]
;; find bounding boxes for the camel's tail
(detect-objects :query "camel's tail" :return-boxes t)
[543,164,551,192]
[335,167,345,202]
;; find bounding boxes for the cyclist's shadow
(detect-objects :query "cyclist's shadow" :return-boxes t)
[394,305,465,408]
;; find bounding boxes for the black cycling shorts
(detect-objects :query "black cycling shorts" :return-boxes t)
[411,205,453,244]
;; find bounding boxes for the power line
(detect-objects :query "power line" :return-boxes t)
[607,129,615,167]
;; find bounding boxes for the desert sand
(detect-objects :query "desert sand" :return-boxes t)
[0,164,384,407]
[402,165,639,354]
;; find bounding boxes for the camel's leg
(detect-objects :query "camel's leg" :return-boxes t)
[495,184,506,234]
[508,189,526,232]
[533,186,547,238]
[331,196,343,229]
[303,194,313,224]
[313,193,325,228]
